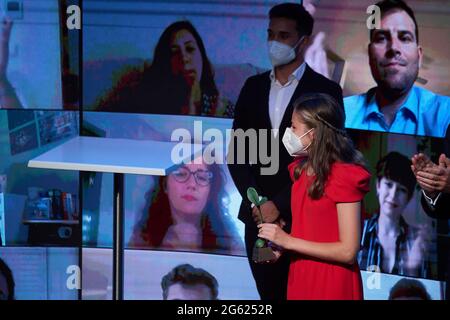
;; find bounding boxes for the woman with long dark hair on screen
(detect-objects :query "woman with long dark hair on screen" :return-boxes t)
[129,158,244,255]
[258,93,371,300]
[97,20,233,117]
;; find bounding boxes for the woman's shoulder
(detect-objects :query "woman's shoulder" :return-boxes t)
[331,162,371,179]
[325,162,371,202]
[329,162,371,188]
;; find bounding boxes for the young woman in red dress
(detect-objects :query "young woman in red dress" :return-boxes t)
[258,93,371,300]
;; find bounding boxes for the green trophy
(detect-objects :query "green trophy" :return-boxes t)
[247,187,279,264]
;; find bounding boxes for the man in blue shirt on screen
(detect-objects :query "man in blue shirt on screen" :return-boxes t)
[344,0,450,138]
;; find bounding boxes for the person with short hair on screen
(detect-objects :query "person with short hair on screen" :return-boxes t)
[228,2,344,300]
[129,157,244,255]
[97,20,233,117]
[344,0,450,138]
[258,93,370,300]
[0,18,22,109]
[161,264,218,300]
[388,278,431,300]
[0,257,15,300]
[359,151,431,278]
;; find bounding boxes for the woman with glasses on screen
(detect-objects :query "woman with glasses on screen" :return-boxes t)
[129,158,244,255]
[358,152,431,278]
[98,20,233,117]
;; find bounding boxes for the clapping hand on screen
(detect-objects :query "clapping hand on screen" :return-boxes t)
[411,153,435,173]
[411,153,450,197]
[405,228,428,277]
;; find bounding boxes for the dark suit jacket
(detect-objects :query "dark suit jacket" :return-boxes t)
[421,126,449,220]
[227,64,344,228]
[421,193,450,220]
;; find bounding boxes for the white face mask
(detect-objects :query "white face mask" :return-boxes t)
[282,127,313,157]
[267,37,303,67]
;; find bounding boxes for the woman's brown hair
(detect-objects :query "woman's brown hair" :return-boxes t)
[292,93,368,199]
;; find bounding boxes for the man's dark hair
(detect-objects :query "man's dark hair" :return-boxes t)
[269,2,314,37]
[389,278,431,300]
[0,258,15,300]
[370,0,419,43]
[161,264,218,300]
[376,151,416,200]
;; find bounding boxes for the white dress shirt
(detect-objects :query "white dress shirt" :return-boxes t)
[269,63,306,134]
[422,189,442,207]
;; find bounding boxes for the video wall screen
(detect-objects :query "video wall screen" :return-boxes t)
[82,248,258,300]
[360,270,444,300]
[0,0,65,110]
[0,0,447,301]
[83,0,449,126]
[82,112,448,283]
[0,110,79,246]
[80,0,449,299]
[82,112,245,256]
[349,129,446,281]
[0,247,79,300]
[81,248,445,300]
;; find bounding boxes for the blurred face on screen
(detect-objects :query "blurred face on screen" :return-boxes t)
[166,162,212,218]
[166,283,213,300]
[376,177,409,218]
[170,29,203,86]
[369,9,422,96]
[0,273,8,300]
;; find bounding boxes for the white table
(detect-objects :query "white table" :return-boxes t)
[28,136,203,175]
[28,136,204,300]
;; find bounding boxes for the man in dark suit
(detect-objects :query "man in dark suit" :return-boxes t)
[411,131,450,300]
[227,3,343,300]
[417,129,450,221]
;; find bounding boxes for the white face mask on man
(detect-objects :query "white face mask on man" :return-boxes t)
[282,127,313,157]
[267,37,303,67]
